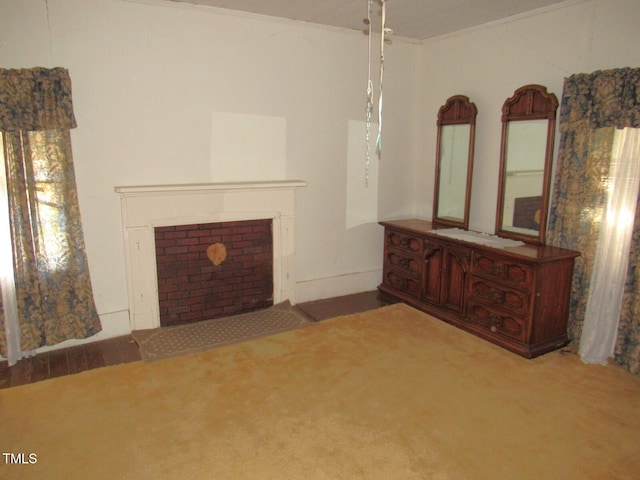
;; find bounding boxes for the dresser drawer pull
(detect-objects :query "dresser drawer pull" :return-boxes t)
[490,289,504,303]
[489,314,501,333]
[491,264,503,275]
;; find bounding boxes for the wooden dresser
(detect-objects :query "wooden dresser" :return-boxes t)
[378,219,580,358]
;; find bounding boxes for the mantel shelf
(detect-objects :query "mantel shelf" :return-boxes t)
[115,180,307,196]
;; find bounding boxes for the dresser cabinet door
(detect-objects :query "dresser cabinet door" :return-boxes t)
[422,240,470,315]
[440,245,470,315]
[422,241,444,305]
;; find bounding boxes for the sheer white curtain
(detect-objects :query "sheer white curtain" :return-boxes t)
[0,134,22,366]
[580,128,640,364]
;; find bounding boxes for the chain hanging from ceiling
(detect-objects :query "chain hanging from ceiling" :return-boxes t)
[364,0,392,187]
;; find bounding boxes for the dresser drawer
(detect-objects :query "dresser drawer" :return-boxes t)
[384,250,421,277]
[469,276,529,317]
[471,251,532,287]
[466,302,527,342]
[382,270,421,297]
[385,230,423,256]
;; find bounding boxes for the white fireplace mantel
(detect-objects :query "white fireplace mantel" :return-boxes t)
[115,180,307,330]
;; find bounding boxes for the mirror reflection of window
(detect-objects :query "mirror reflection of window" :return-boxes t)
[502,119,547,235]
[505,120,547,172]
[437,124,471,222]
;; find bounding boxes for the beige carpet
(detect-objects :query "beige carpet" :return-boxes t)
[2,303,640,479]
[132,300,313,361]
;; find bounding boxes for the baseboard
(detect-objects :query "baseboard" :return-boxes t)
[295,269,382,303]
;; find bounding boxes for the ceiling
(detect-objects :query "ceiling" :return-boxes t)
[167,0,570,41]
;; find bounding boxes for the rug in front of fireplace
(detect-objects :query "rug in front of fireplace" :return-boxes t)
[132,301,313,362]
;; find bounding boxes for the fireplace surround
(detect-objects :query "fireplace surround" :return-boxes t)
[115,181,306,331]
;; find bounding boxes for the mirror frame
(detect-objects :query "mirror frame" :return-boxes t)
[495,85,558,245]
[433,95,477,230]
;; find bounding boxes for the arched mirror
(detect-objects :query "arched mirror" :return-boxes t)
[495,85,558,245]
[433,95,477,230]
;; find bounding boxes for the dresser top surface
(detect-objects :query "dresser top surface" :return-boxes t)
[380,219,581,261]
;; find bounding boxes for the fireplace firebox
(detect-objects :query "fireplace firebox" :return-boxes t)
[155,219,273,327]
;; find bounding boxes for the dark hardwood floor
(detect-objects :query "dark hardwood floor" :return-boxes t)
[0,290,395,390]
[0,335,142,390]
[296,290,396,321]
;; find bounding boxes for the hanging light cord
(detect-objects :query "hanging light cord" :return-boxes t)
[365,0,392,185]
[365,0,374,186]
[376,0,387,159]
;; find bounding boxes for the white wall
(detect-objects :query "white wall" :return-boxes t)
[0,0,422,347]
[418,0,640,234]
[1,0,639,350]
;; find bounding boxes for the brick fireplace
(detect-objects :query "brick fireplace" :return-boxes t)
[155,219,273,327]
[115,181,306,331]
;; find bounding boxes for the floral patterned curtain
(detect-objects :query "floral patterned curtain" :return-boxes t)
[547,67,640,374]
[0,68,101,361]
[0,68,77,131]
[615,166,640,374]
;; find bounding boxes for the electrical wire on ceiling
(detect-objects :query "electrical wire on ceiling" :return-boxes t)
[364,0,392,187]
